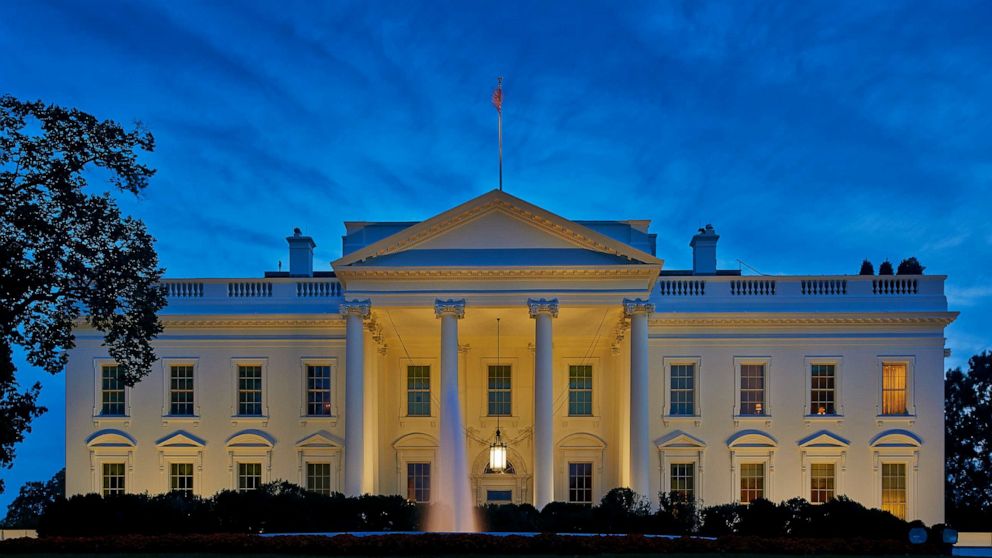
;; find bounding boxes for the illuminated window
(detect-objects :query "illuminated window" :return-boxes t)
[169,365,195,416]
[740,364,766,415]
[487,365,511,416]
[670,463,695,501]
[407,366,431,417]
[810,364,836,415]
[568,365,593,416]
[407,462,431,503]
[100,365,126,416]
[306,462,331,496]
[237,366,263,416]
[568,462,593,504]
[810,463,835,503]
[306,365,332,416]
[882,363,908,415]
[670,364,696,416]
[881,463,907,519]
[102,462,125,495]
[170,462,193,494]
[740,463,765,503]
[237,462,262,492]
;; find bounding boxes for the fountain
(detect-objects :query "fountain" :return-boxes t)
[427,305,479,532]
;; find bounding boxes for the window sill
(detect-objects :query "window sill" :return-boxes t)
[161,416,200,426]
[93,416,130,426]
[803,415,844,425]
[299,416,338,427]
[876,414,916,426]
[231,416,269,426]
[663,415,702,427]
[733,415,771,427]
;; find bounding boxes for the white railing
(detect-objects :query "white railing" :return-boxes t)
[872,278,918,295]
[228,282,272,298]
[296,281,342,297]
[731,279,776,296]
[658,279,706,296]
[801,279,847,295]
[165,281,203,298]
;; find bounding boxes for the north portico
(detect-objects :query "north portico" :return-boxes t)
[65,188,955,524]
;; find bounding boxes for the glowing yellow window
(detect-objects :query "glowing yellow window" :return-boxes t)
[882,363,907,415]
[881,463,907,519]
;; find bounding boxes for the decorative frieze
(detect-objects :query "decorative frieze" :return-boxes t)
[527,298,559,318]
[434,298,466,319]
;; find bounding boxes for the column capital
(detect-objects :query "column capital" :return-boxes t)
[623,298,654,318]
[434,298,466,319]
[339,299,371,319]
[528,298,559,318]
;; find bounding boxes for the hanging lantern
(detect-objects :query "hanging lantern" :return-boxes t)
[489,428,508,473]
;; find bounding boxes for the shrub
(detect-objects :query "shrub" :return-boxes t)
[656,491,699,535]
[879,260,894,275]
[859,259,874,275]
[480,503,539,532]
[699,502,743,536]
[537,502,595,532]
[594,488,651,533]
[897,257,925,275]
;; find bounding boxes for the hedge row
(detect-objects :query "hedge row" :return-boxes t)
[37,483,930,541]
[0,533,946,556]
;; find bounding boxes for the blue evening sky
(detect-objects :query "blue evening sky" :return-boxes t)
[1,0,990,507]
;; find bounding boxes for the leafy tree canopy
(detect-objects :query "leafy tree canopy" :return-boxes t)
[878,260,894,275]
[946,351,992,520]
[0,96,164,492]
[859,259,874,275]
[1,468,63,528]
[897,257,925,275]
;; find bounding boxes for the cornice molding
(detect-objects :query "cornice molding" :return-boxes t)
[649,312,958,328]
[335,265,660,281]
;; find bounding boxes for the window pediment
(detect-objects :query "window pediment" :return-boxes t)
[392,433,439,449]
[87,429,136,448]
[656,430,706,449]
[156,431,206,448]
[870,429,923,448]
[727,429,777,448]
[296,431,343,448]
[797,430,850,449]
[558,432,607,449]
[225,429,275,448]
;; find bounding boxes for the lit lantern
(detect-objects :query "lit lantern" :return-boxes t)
[489,428,508,473]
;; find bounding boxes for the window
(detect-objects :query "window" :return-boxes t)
[102,462,126,495]
[810,463,835,503]
[568,365,593,416]
[487,365,512,416]
[882,363,908,415]
[100,365,126,416]
[670,364,696,416]
[169,365,195,416]
[670,463,695,501]
[881,463,907,519]
[237,462,262,492]
[306,365,332,416]
[487,490,513,504]
[740,463,765,503]
[810,364,836,415]
[406,462,431,503]
[170,462,194,494]
[740,364,766,415]
[407,366,431,417]
[568,462,593,504]
[306,462,332,496]
[237,365,263,416]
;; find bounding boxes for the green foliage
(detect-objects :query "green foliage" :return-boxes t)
[593,487,652,533]
[945,351,992,530]
[656,491,700,535]
[0,467,63,528]
[0,96,164,491]
[859,259,874,275]
[878,260,894,275]
[897,257,925,275]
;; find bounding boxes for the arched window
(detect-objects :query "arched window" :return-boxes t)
[484,461,515,474]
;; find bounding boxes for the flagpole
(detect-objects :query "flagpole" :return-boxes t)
[497,76,503,191]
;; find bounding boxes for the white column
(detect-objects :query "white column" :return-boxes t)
[529,297,558,509]
[624,298,654,500]
[435,299,471,532]
[341,299,371,497]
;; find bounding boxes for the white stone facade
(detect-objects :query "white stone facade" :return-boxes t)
[65,190,955,524]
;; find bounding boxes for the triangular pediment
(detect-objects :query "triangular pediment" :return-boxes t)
[296,431,343,448]
[156,430,206,448]
[333,190,663,269]
[797,430,849,449]
[656,430,706,449]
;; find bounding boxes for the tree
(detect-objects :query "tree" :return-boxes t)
[878,260,894,275]
[0,96,165,492]
[897,257,925,275]
[946,352,992,529]
[1,468,63,528]
[859,259,874,275]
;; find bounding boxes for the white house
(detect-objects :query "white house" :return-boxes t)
[65,189,955,524]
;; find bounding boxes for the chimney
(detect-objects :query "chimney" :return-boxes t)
[286,228,316,277]
[690,224,719,275]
